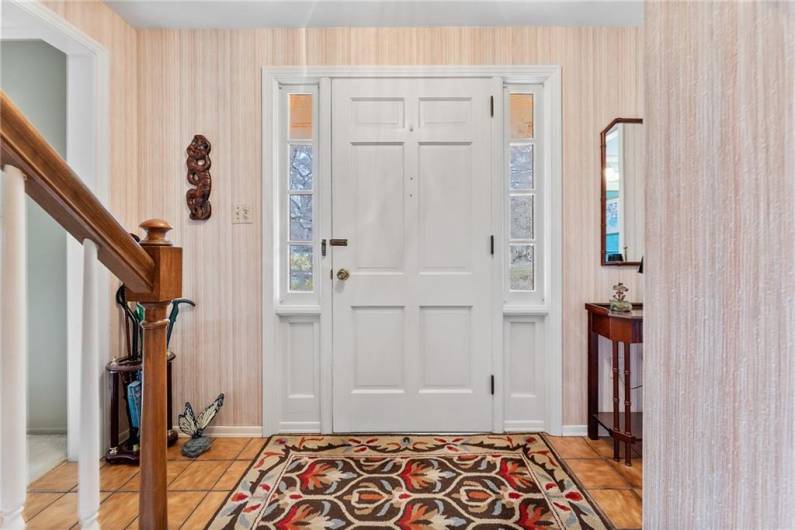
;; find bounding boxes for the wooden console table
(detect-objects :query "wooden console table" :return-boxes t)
[585,302,643,465]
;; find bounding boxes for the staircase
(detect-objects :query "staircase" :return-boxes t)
[0,91,179,529]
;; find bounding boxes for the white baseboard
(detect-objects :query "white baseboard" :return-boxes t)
[504,420,545,432]
[27,428,68,435]
[175,425,264,437]
[561,424,587,436]
[185,424,586,437]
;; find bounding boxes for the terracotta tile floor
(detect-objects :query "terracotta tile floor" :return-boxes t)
[546,435,643,530]
[24,437,265,529]
[25,435,642,529]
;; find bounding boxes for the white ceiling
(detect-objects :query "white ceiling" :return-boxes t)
[105,0,644,29]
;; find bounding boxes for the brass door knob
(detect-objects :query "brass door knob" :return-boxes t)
[336,268,350,281]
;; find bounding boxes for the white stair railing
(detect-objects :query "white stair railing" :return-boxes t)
[1,164,29,529]
[0,165,101,529]
[2,92,178,526]
[78,239,100,529]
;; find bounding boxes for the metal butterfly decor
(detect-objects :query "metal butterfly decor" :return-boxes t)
[178,393,224,457]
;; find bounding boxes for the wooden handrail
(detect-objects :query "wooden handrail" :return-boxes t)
[0,91,155,293]
[1,90,180,528]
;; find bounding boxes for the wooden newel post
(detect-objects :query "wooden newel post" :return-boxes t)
[128,219,182,530]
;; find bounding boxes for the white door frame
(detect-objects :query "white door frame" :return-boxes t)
[1,0,110,460]
[262,65,563,436]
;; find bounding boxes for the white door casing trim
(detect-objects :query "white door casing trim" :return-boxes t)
[1,0,110,460]
[262,65,563,436]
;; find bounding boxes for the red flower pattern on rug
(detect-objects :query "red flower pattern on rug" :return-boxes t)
[208,435,607,529]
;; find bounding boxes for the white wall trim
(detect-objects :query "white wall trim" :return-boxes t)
[502,305,550,316]
[543,66,563,436]
[261,68,279,436]
[274,304,322,316]
[263,65,561,83]
[25,428,68,435]
[262,65,563,436]
[3,0,110,462]
[561,424,588,436]
[504,420,545,433]
[177,425,264,438]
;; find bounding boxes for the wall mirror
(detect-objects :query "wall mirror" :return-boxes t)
[600,118,644,266]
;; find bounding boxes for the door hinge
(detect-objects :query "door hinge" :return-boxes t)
[490,375,495,395]
[490,95,494,117]
[490,235,494,255]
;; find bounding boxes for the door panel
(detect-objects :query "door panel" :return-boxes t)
[332,77,493,432]
[418,143,473,271]
[419,307,472,390]
[351,143,405,270]
[352,98,405,128]
[353,307,405,389]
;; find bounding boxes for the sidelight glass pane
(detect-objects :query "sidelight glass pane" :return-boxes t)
[510,244,534,291]
[289,244,313,291]
[510,143,534,190]
[289,94,313,140]
[289,194,313,241]
[510,195,534,240]
[289,145,313,190]
[510,93,534,139]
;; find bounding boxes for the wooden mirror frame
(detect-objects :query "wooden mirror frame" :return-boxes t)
[600,117,643,267]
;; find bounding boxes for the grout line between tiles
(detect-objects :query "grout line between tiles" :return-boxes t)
[541,434,631,530]
[178,490,210,529]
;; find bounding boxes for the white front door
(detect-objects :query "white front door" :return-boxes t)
[331,77,495,432]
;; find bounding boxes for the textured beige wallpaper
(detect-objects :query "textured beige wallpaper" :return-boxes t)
[644,1,794,527]
[135,27,644,427]
[40,0,645,429]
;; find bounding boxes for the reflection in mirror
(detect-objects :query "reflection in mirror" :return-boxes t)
[601,118,644,266]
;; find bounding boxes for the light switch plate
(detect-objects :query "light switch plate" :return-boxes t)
[232,204,253,224]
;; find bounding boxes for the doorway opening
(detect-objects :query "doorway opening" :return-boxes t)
[1,0,109,478]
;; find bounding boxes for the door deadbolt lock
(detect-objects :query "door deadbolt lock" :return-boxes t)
[336,268,350,281]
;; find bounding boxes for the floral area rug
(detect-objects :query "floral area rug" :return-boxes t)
[208,434,608,529]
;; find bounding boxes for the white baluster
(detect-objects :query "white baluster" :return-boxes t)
[78,240,100,529]
[1,165,28,529]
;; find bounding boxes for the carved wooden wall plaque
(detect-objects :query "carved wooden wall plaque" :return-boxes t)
[186,135,212,220]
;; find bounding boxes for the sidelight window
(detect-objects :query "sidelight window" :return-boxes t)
[282,88,318,295]
[505,86,543,301]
